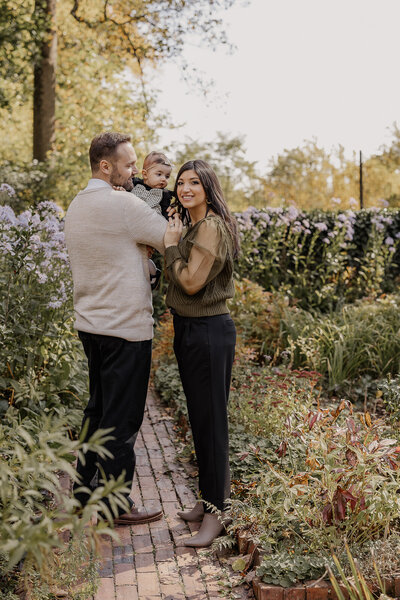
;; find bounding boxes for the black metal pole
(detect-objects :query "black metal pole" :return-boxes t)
[359,150,364,209]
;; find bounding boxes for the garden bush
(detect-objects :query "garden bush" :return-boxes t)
[0,407,130,599]
[378,374,400,426]
[0,198,87,416]
[229,397,400,586]
[225,278,400,398]
[281,295,400,389]
[228,278,289,362]
[0,163,50,213]
[236,206,400,310]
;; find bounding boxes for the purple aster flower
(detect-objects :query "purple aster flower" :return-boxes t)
[0,205,17,226]
[48,300,63,309]
[0,183,16,197]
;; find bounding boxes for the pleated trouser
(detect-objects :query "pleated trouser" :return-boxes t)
[73,331,152,513]
[173,312,236,511]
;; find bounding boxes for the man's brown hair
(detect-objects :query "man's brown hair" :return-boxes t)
[89,132,131,171]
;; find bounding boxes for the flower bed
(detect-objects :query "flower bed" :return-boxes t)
[152,309,400,591]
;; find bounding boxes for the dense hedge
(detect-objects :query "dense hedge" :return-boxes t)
[236,207,400,309]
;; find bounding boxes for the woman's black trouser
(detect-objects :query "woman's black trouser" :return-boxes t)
[173,313,236,512]
[74,331,152,514]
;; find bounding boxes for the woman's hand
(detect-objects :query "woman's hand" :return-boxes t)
[166,205,177,217]
[112,185,125,191]
[164,213,183,248]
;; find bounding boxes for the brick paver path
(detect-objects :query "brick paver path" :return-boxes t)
[94,387,252,600]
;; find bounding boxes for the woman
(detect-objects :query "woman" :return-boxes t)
[164,160,240,547]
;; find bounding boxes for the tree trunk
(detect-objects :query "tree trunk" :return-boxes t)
[33,0,57,162]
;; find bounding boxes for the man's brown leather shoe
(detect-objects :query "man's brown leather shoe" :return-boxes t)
[114,506,163,525]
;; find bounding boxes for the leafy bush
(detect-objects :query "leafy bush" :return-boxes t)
[236,206,400,310]
[0,200,87,416]
[229,363,320,438]
[229,399,400,584]
[0,408,130,598]
[228,278,288,361]
[0,161,50,212]
[378,374,400,426]
[282,295,400,388]
[257,552,334,588]
[153,361,188,421]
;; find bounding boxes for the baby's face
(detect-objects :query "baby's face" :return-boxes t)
[143,164,172,189]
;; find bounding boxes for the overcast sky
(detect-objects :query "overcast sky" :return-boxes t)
[152,0,400,172]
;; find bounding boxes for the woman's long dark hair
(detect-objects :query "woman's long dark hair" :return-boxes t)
[173,160,240,258]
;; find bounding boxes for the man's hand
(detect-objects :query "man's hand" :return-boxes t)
[164,213,183,248]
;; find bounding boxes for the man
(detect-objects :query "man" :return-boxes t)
[65,132,168,525]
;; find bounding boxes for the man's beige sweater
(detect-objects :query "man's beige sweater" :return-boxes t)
[64,185,167,341]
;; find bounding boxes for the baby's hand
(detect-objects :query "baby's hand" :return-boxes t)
[112,185,125,191]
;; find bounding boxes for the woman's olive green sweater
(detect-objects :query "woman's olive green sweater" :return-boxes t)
[165,215,234,317]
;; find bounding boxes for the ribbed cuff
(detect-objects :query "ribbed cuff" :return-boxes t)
[165,245,181,267]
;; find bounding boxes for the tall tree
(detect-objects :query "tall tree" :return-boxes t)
[0,0,235,163]
[33,0,57,161]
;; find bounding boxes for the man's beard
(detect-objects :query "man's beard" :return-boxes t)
[110,167,134,191]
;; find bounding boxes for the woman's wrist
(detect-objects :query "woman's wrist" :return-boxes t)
[165,242,179,248]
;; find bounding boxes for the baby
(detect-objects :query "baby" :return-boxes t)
[132,151,174,219]
[131,151,175,289]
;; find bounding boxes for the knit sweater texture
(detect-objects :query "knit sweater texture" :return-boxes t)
[64,186,167,341]
[165,215,234,317]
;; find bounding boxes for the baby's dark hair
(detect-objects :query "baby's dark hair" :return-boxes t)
[143,151,172,170]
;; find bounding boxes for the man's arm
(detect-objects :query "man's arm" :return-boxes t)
[121,191,167,253]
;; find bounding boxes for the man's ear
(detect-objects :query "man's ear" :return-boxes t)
[99,159,111,175]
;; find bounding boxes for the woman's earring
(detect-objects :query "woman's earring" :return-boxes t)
[206,198,212,205]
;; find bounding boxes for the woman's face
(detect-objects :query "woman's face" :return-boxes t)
[176,169,207,213]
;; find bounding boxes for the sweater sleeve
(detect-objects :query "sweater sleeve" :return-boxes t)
[122,192,167,253]
[165,218,227,295]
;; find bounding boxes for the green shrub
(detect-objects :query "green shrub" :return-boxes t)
[282,296,400,388]
[228,399,400,582]
[0,161,50,212]
[0,408,130,597]
[228,278,288,361]
[0,200,88,416]
[378,374,400,426]
[236,207,400,310]
[257,552,334,588]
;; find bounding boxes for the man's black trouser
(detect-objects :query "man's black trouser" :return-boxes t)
[74,331,152,512]
[173,313,236,512]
